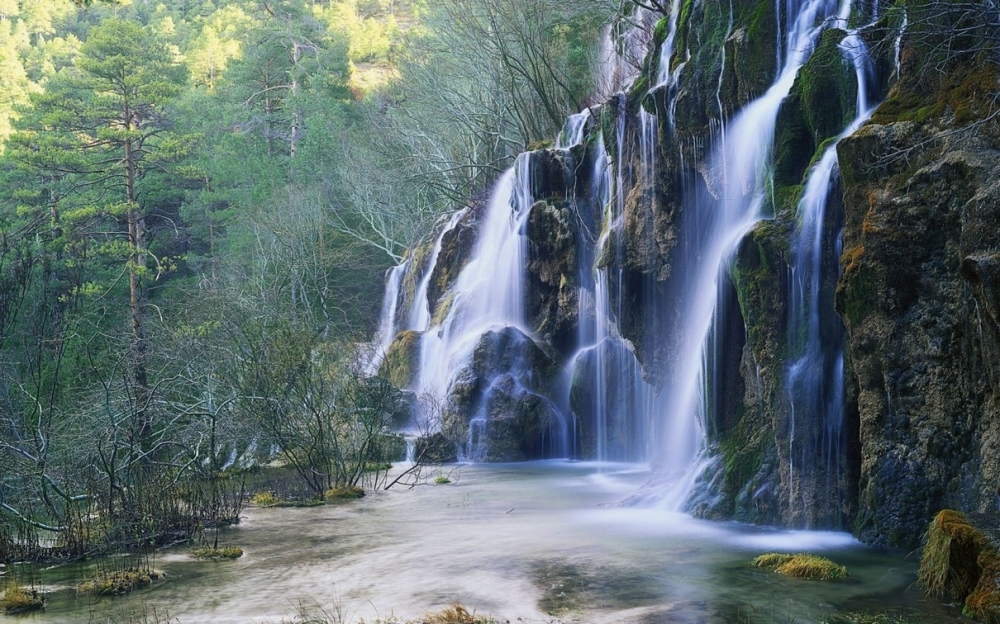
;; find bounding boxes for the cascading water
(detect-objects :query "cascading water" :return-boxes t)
[367,0,876,520]
[785,13,878,525]
[366,261,408,373]
[639,0,851,506]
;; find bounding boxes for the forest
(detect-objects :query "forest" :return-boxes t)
[0,0,611,560]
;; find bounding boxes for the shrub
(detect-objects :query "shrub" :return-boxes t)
[421,603,499,624]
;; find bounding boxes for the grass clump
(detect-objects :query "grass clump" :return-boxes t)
[918,509,1000,623]
[751,552,848,580]
[251,491,278,507]
[190,546,244,560]
[434,475,451,485]
[324,485,365,500]
[0,584,45,614]
[78,569,165,596]
[822,613,913,623]
[420,603,498,624]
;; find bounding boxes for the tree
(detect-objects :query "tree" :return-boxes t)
[9,17,190,464]
[224,1,350,158]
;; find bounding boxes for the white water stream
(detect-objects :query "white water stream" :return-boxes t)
[25,463,958,624]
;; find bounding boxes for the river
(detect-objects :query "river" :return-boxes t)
[13,462,969,623]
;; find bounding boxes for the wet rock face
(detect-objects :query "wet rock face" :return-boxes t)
[569,338,647,460]
[526,200,579,356]
[442,327,564,461]
[380,330,422,389]
[836,66,1000,547]
[427,209,479,323]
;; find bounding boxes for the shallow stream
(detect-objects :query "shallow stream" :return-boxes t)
[10,462,972,623]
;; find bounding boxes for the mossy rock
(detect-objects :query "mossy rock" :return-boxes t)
[380,330,422,389]
[415,432,458,464]
[751,552,848,580]
[526,199,579,354]
[324,485,365,500]
[919,510,1000,623]
[428,210,479,319]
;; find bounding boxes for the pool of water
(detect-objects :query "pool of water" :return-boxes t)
[8,462,973,623]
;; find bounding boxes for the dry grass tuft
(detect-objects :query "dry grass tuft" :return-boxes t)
[190,546,244,560]
[419,603,498,624]
[751,552,848,580]
[0,584,44,613]
[78,569,165,596]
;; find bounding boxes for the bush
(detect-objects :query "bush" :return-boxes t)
[421,603,499,624]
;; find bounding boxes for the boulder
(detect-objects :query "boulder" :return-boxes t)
[443,326,566,461]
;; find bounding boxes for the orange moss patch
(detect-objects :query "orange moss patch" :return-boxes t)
[843,246,865,274]
[919,510,1000,623]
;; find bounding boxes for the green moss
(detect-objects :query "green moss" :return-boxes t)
[837,251,873,327]
[653,16,671,45]
[672,0,696,71]
[774,29,855,188]
[752,553,849,580]
[250,491,278,507]
[628,73,650,115]
[380,329,422,388]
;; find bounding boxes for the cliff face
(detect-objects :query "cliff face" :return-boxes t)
[375,0,1000,547]
[836,56,1000,547]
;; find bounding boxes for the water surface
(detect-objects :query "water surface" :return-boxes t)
[17,462,970,623]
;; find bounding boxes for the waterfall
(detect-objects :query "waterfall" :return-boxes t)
[409,210,468,332]
[556,110,591,149]
[640,0,847,507]
[784,16,877,525]
[365,262,408,374]
[654,0,683,89]
[366,0,874,507]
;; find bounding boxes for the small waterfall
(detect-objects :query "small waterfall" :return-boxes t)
[407,156,543,458]
[366,262,408,373]
[893,11,908,82]
[654,0,683,88]
[556,110,591,149]
[785,16,877,525]
[409,210,468,332]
